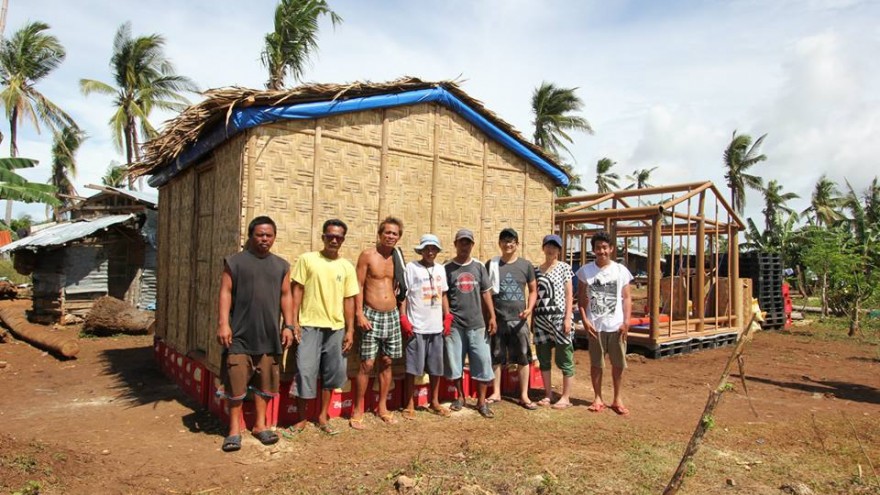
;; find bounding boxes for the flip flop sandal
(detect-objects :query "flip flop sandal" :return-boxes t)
[401,410,417,421]
[587,403,606,413]
[222,435,241,452]
[349,417,367,430]
[378,413,398,425]
[253,429,279,445]
[536,397,552,407]
[610,404,630,416]
[430,407,451,417]
[318,423,340,436]
[449,399,464,412]
[485,397,500,404]
[477,403,495,419]
[281,424,307,439]
[552,402,573,410]
[519,401,538,411]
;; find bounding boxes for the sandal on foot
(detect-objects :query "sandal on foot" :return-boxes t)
[519,400,538,411]
[430,406,451,417]
[349,417,366,430]
[222,435,241,452]
[378,413,398,425]
[450,399,464,412]
[253,429,279,445]
[318,423,340,436]
[610,404,630,416]
[587,402,606,413]
[477,403,495,419]
[552,401,573,410]
[485,397,500,404]
[282,424,306,439]
[536,397,552,407]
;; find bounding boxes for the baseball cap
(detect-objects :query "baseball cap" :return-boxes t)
[498,228,518,241]
[454,228,475,242]
[542,234,563,248]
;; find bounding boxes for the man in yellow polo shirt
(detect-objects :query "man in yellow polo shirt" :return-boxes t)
[289,219,360,435]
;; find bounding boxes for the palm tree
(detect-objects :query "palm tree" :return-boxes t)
[626,166,658,190]
[262,0,342,90]
[595,157,620,193]
[0,157,59,210]
[723,130,766,214]
[761,179,799,233]
[49,126,84,221]
[101,161,127,188]
[80,22,197,188]
[0,21,76,223]
[531,82,593,160]
[801,174,843,227]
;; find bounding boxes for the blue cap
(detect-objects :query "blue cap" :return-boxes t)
[542,234,563,248]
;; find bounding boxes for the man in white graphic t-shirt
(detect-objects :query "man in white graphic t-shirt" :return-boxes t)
[576,231,633,416]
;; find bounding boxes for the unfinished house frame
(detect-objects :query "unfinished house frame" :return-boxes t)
[555,181,750,357]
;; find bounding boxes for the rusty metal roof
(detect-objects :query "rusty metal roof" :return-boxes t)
[0,214,138,253]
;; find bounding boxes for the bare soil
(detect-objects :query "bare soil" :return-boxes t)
[1,299,878,495]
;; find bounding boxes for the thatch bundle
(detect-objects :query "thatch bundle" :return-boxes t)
[131,77,561,179]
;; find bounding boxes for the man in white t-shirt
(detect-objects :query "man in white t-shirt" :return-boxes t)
[400,234,453,419]
[576,231,633,416]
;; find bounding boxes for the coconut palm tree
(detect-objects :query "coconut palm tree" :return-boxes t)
[0,21,76,223]
[531,82,593,160]
[262,0,342,90]
[626,166,658,190]
[49,126,84,221]
[801,174,843,227]
[101,161,127,188]
[723,130,766,214]
[80,22,197,188]
[595,157,620,193]
[761,179,799,233]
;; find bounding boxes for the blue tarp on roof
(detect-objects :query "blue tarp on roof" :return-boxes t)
[148,87,569,188]
[0,215,137,253]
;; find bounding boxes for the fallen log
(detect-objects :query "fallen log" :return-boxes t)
[83,296,154,336]
[0,307,79,358]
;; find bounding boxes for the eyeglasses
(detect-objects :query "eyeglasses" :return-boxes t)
[323,234,345,242]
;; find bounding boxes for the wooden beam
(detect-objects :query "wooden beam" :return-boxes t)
[649,214,662,344]
[661,181,713,210]
[562,193,614,213]
[555,205,664,222]
[377,110,389,220]
[709,184,746,229]
[430,106,441,232]
[309,121,322,250]
[695,191,706,332]
[558,181,709,204]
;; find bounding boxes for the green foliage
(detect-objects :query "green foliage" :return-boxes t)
[701,414,716,430]
[723,130,766,214]
[0,157,59,205]
[596,157,620,193]
[531,82,593,160]
[262,0,342,89]
[12,481,41,495]
[0,257,31,285]
[101,161,128,188]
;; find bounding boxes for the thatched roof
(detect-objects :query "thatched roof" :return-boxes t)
[132,77,568,183]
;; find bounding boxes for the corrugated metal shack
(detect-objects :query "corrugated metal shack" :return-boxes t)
[1,186,158,323]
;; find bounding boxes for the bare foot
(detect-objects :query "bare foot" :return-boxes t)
[429,404,451,417]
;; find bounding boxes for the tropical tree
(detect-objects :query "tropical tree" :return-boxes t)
[761,179,799,234]
[48,126,83,221]
[531,82,593,160]
[723,130,766,214]
[554,161,586,211]
[262,0,342,90]
[80,22,197,187]
[625,166,658,190]
[801,174,844,227]
[0,21,76,223]
[595,157,620,193]
[101,161,127,188]
[0,157,59,209]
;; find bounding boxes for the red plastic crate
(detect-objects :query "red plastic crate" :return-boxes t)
[278,379,320,426]
[439,368,471,402]
[468,367,494,398]
[500,365,520,395]
[327,380,354,419]
[364,377,402,414]
[153,338,165,373]
[181,358,209,407]
[529,361,544,391]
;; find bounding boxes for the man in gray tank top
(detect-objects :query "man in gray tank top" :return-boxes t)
[217,216,294,452]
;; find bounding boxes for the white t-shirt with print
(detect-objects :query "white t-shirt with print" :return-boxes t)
[404,261,449,334]
[576,261,633,333]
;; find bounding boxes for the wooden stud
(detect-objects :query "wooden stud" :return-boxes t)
[310,121,322,250]
[649,214,662,344]
[695,192,706,332]
[378,109,389,220]
[430,106,441,232]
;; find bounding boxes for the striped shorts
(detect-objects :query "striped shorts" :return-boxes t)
[358,306,403,360]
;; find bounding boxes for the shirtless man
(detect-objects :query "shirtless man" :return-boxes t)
[350,217,404,429]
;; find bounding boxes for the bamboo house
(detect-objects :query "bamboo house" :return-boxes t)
[134,78,570,374]
[555,181,751,357]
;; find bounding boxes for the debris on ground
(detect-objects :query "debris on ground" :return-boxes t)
[82,296,155,336]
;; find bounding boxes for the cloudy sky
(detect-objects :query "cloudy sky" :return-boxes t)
[6,0,879,224]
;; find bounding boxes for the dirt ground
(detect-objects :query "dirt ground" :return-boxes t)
[1,300,878,495]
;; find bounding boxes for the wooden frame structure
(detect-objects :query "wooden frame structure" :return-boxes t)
[555,181,747,352]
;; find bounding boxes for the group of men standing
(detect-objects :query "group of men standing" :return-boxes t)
[215,215,633,452]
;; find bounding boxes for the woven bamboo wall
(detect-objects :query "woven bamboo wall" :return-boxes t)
[159,102,557,368]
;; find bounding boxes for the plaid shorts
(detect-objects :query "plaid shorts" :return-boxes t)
[359,306,403,360]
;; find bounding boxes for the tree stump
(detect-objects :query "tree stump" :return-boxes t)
[83,296,155,336]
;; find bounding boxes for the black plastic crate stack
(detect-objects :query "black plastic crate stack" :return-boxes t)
[739,252,785,329]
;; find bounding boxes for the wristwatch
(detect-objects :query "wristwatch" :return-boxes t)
[282,324,295,331]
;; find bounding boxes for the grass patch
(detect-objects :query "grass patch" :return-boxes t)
[0,257,29,285]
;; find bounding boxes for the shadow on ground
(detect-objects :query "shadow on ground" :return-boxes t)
[736,373,880,405]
